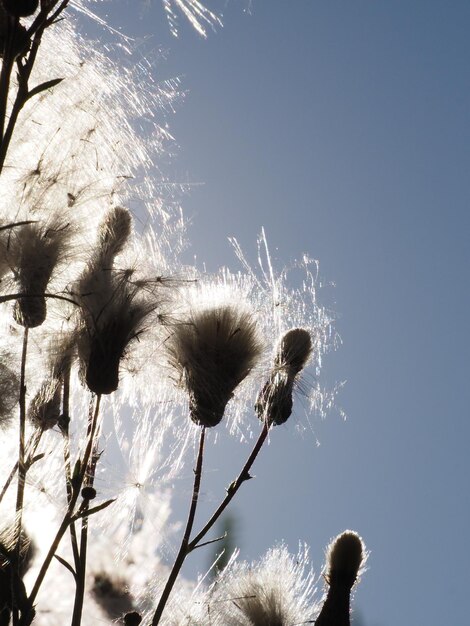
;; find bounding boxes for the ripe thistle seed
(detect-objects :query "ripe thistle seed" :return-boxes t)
[168,304,262,427]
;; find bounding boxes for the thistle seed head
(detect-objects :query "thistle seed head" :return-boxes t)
[325,530,365,589]
[77,275,154,395]
[168,304,262,427]
[27,378,61,431]
[256,328,312,425]
[10,219,71,328]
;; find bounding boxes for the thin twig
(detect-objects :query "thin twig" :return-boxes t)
[61,364,80,572]
[70,394,102,626]
[188,420,270,553]
[19,396,102,626]
[0,427,42,506]
[151,426,206,626]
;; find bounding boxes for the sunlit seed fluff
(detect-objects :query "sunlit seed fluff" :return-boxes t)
[75,208,154,394]
[91,571,135,620]
[168,304,262,427]
[10,219,71,328]
[210,545,316,626]
[0,361,19,429]
[82,286,153,395]
[27,378,61,431]
[256,328,312,426]
[325,531,365,589]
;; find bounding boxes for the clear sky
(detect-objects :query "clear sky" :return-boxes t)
[80,2,470,624]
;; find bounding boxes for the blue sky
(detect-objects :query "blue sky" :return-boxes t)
[85,2,470,624]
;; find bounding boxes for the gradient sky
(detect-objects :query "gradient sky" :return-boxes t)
[81,2,470,624]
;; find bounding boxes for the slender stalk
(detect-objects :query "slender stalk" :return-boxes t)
[14,328,29,542]
[11,327,29,626]
[0,427,42,506]
[61,365,80,571]
[151,427,206,626]
[188,420,270,552]
[0,14,18,142]
[70,394,102,626]
[19,396,102,626]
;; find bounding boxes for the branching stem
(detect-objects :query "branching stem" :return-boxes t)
[19,395,102,626]
[188,420,270,552]
[151,426,206,626]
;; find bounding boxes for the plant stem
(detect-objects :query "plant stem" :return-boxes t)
[0,427,42,506]
[14,328,29,541]
[0,14,18,142]
[19,396,102,626]
[188,420,270,552]
[0,1,71,173]
[70,394,101,626]
[61,365,80,571]
[151,426,206,626]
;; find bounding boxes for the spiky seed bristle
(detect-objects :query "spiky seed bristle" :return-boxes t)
[326,530,364,588]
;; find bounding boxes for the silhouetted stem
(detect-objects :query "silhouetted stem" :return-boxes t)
[0,427,42,506]
[188,420,270,552]
[61,366,80,573]
[70,394,102,626]
[151,427,206,626]
[0,1,71,172]
[14,328,29,543]
[20,396,102,626]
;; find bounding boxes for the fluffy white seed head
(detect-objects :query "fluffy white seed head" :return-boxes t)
[7,218,72,328]
[167,304,262,427]
[209,544,316,626]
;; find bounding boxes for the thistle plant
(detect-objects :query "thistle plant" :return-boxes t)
[0,2,368,625]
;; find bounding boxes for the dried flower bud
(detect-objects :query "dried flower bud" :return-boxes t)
[325,531,364,588]
[96,206,132,268]
[315,531,365,626]
[256,328,312,425]
[81,486,96,500]
[168,304,262,427]
[2,0,38,18]
[276,328,312,375]
[27,378,61,430]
